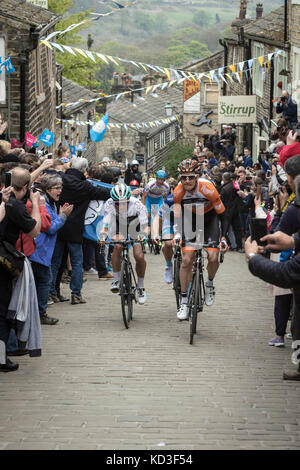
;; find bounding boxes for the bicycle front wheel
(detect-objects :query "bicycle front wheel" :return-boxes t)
[189,270,200,345]
[173,255,181,310]
[120,261,133,329]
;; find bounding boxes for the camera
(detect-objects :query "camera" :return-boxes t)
[280,96,287,102]
[289,122,300,142]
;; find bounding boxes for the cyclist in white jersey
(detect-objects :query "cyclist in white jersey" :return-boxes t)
[100,184,148,304]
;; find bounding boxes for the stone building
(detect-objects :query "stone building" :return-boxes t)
[56,76,98,162]
[220,1,298,160]
[0,0,59,144]
[98,76,183,174]
[181,51,224,147]
[288,0,300,113]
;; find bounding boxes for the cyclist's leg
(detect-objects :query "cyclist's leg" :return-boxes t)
[204,211,220,306]
[133,243,147,304]
[179,247,195,295]
[111,239,123,292]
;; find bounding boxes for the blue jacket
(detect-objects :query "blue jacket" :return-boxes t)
[30,196,66,267]
[242,155,253,168]
[276,97,298,124]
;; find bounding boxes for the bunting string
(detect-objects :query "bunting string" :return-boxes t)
[53,60,271,111]
[42,1,138,41]
[56,115,179,131]
[41,39,283,85]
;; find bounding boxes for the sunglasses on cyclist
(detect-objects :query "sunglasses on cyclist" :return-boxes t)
[181,175,196,181]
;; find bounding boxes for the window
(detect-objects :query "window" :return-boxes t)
[160,130,166,148]
[205,83,219,104]
[35,46,45,103]
[273,49,288,99]
[46,47,55,91]
[0,37,6,105]
[252,42,264,98]
[292,46,300,118]
[170,124,176,142]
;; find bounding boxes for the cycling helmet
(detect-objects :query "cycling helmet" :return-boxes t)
[129,179,139,187]
[131,160,139,166]
[178,159,201,174]
[156,170,167,179]
[110,183,131,201]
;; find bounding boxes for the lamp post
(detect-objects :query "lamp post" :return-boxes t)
[165,101,173,117]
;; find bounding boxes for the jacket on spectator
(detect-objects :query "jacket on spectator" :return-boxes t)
[58,168,111,244]
[125,168,142,186]
[30,194,67,267]
[16,201,51,257]
[276,97,298,124]
[220,181,240,218]
[243,155,253,168]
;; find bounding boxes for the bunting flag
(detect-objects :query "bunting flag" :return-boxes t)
[38,129,55,147]
[25,132,37,148]
[57,115,179,131]
[89,113,108,142]
[43,40,281,86]
[0,57,15,75]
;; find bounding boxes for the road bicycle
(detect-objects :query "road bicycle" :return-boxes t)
[187,240,226,345]
[100,240,138,329]
[172,239,182,310]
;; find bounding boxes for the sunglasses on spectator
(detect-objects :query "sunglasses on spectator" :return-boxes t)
[181,175,196,181]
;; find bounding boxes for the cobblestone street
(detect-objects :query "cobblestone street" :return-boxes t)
[0,250,300,450]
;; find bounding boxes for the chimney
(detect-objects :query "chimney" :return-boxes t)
[113,72,119,86]
[239,0,247,20]
[256,3,263,19]
[121,72,127,86]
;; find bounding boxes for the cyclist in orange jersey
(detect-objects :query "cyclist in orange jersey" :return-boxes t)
[173,159,229,320]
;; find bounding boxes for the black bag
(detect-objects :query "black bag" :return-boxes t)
[0,239,25,277]
[0,211,25,278]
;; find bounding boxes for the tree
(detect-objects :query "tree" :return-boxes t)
[164,141,194,177]
[192,9,212,28]
[48,0,101,88]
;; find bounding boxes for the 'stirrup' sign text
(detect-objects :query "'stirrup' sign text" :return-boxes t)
[218,95,257,123]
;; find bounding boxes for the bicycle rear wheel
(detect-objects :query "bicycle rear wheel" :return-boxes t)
[173,254,181,310]
[189,270,200,345]
[120,261,133,329]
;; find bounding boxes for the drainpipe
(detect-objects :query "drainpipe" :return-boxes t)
[284,0,288,44]
[270,56,275,121]
[19,55,26,141]
[219,39,228,95]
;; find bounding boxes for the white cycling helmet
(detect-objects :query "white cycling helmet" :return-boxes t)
[110,183,131,201]
[131,160,139,166]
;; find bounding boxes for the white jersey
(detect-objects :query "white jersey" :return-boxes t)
[103,196,148,239]
[144,180,169,200]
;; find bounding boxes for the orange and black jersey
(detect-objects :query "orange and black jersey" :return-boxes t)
[173,178,225,216]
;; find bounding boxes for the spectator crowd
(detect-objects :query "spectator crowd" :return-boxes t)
[0,105,300,380]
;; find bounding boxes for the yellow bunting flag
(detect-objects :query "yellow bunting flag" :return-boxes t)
[225,74,234,83]
[168,80,177,87]
[187,72,196,81]
[229,64,236,74]
[258,56,264,68]
[145,86,153,95]
[74,48,88,58]
[107,56,119,65]
[164,68,170,80]
[40,39,53,49]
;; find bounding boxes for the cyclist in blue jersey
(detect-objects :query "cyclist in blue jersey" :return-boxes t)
[141,170,170,225]
[152,193,174,284]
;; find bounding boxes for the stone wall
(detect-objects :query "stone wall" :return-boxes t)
[0,20,56,143]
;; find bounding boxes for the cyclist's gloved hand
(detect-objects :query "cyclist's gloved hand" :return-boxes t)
[172,233,182,247]
[137,232,148,243]
[219,237,228,253]
[99,232,108,245]
[152,235,161,245]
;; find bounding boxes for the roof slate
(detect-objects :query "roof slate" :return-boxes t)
[243,6,284,42]
[62,77,98,115]
[0,0,57,27]
[107,86,183,136]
